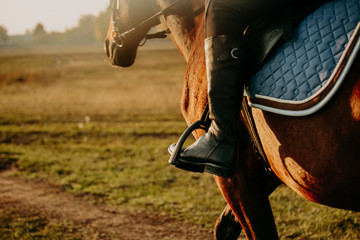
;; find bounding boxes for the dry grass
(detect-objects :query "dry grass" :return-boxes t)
[0,43,185,117]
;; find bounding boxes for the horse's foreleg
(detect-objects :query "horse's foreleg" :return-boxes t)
[218,189,278,240]
[214,204,242,240]
[215,134,280,240]
[224,191,278,240]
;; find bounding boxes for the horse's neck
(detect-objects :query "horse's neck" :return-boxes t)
[156,0,204,62]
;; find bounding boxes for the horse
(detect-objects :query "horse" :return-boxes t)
[104,0,360,239]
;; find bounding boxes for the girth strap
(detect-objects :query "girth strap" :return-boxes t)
[241,98,272,174]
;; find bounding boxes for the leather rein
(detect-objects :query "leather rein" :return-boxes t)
[111,0,195,48]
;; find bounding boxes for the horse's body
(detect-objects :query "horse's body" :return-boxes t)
[105,0,360,238]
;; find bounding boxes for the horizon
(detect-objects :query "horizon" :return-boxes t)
[0,0,108,35]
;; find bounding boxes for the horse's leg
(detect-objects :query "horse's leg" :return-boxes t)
[216,172,278,239]
[215,125,281,239]
[214,204,242,240]
[219,189,278,239]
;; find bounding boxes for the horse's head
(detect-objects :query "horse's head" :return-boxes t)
[105,0,158,67]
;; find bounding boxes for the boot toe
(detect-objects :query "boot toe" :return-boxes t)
[168,143,177,155]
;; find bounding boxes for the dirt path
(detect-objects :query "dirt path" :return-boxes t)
[0,172,213,240]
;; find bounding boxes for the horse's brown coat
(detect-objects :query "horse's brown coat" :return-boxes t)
[105,0,360,238]
[254,54,360,211]
[351,78,360,120]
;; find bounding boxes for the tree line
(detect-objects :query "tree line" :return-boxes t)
[0,9,110,46]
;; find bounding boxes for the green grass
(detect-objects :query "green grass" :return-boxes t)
[270,185,360,239]
[0,44,359,239]
[0,114,225,227]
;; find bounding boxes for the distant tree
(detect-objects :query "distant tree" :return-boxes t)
[95,10,111,42]
[32,23,47,44]
[0,25,8,42]
[65,14,96,44]
[33,23,46,36]
[79,14,96,43]
[24,9,111,46]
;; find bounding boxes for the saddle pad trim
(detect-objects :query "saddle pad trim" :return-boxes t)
[247,23,360,117]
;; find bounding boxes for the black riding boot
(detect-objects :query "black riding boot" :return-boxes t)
[169,35,246,178]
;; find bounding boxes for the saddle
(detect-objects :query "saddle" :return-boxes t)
[247,0,360,116]
[240,0,360,172]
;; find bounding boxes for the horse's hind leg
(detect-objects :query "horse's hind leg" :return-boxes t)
[214,204,242,240]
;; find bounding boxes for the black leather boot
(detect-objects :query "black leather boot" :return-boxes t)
[169,35,246,178]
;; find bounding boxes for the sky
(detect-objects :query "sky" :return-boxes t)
[0,0,109,35]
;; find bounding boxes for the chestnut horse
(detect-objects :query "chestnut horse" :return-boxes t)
[105,0,360,239]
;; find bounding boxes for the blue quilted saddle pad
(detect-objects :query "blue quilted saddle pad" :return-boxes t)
[247,0,360,116]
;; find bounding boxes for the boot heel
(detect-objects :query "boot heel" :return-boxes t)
[173,160,205,173]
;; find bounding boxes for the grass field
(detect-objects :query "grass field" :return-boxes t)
[0,43,359,239]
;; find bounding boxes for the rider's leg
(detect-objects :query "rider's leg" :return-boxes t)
[173,0,250,178]
[171,0,293,178]
[177,35,245,178]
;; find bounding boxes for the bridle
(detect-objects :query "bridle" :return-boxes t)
[111,0,202,48]
[111,0,182,47]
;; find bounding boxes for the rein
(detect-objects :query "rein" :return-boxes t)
[112,0,192,47]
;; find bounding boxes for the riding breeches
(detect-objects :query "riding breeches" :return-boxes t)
[205,0,331,38]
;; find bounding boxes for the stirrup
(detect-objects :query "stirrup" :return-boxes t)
[168,120,208,173]
[168,105,210,173]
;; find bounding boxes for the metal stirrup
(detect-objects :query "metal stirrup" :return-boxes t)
[168,104,210,164]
